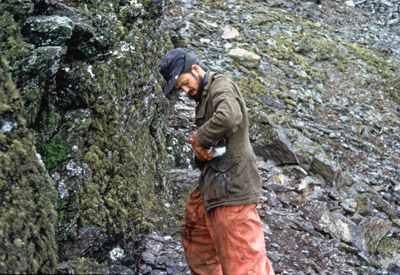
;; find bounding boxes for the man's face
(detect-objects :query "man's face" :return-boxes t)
[174,70,204,102]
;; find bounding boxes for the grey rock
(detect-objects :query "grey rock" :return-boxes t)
[21,46,66,77]
[109,264,134,275]
[387,261,400,275]
[227,48,261,68]
[341,198,358,213]
[252,116,299,166]
[299,200,365,250]
[63,227,108,260]
[142,252,156,265]
[139,263,152,274]
[23,15,73,46]
[221,25,240,40]
[1,113,17,133]
[310,151,341,184]
[360,217,392,253]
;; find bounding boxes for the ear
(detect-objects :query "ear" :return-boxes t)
[190,64,200,73]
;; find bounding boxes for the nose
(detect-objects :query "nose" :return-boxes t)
[181,85,190,94]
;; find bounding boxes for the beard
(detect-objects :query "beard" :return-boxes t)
[190,72,204,102]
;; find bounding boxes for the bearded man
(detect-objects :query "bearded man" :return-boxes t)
[159,48,275,275]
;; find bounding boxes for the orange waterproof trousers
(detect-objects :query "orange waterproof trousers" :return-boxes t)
[180,187,275,275]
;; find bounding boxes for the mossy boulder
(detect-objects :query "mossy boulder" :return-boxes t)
[0,58,58,273]
[22,15,74,46]
[249,109,299,166]
[1,0,173,272]
[376,237,400,268]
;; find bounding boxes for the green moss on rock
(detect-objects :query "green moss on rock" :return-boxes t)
[203,0,229,10]
[376,237,400,268]
[45,4,173,270]
[0,57,58,273]
[2,0,173,271]
[68,257,108,274]
[35,135,70,171]
[0,2,33,66]
[344,43,400,103]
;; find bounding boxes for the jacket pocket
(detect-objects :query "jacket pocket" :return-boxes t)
[203,156,242,202]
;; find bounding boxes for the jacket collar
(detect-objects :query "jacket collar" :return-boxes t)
[200,71,215,102]
[195,71,215,124]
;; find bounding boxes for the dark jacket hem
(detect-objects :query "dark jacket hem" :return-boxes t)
[204,196,260,213]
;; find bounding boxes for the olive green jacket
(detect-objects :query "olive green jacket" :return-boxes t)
[195,72,261,213]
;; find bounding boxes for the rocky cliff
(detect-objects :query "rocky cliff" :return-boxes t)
[1,0,400,274]
[1,0,173,273]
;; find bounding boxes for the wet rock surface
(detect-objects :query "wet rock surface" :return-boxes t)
[139,0,400,274]
[1,0,172,273]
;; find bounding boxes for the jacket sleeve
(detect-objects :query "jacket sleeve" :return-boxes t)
[196,81,243,148]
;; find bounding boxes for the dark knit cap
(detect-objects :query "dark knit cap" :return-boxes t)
[159,48,199,95]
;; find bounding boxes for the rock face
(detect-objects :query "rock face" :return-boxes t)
[0,58,58,273]
[1,0,172,273]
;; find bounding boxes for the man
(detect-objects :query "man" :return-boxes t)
[159,48,275,275]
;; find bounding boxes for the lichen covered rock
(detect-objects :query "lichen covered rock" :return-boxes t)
[22,15,74,46]
[0,58,58,273]
[1,0,173,272]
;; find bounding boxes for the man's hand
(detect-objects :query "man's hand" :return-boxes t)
[190,132,215,161]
